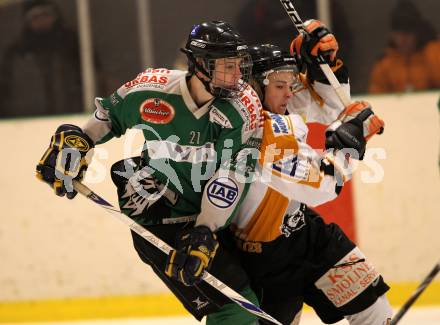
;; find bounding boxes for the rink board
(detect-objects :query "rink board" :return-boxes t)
[0,92,439,322]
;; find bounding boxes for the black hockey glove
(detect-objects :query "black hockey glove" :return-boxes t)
[325,101,385,160]
[291,19,338,65]
[290,19,348,83]
[165,225,219,286]
[36,124,94,199]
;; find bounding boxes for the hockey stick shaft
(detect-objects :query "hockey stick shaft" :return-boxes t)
[390,261,440,325]
[279,0,351,107]
[72,180,282,325]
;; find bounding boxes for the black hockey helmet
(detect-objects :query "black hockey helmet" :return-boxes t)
[248,44,298,81]
[184,21,248,59]
[181,21,252,98]
[247,44,301,102]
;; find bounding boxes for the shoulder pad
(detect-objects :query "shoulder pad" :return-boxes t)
[230,84,264,133]
[209,105,233,128]
[259,111,299,165]
[121,69,183,93]
[288,114,308,142]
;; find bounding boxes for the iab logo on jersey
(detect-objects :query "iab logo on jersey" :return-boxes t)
[207,177,238,208]
[139,98,175,124]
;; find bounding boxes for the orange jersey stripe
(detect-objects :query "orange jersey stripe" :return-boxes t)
[259,111,299,166]
[241,187,289,242]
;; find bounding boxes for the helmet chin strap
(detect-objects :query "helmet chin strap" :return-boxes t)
[184,50,216,97]
[192,62,233,99]
[182,49,238,99]
[195,73,215,98]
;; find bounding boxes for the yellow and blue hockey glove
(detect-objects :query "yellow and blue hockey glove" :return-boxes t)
[36,124,94,199]
[165,225,219,286]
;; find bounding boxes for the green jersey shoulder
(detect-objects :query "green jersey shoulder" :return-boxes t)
[95,68,261,140]
[82,68,263,227]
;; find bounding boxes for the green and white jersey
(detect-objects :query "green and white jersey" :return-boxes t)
[83,68,263,230]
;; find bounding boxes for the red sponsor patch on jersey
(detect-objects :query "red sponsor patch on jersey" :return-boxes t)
[124,74,169,88]
[239,92,264,131]
[139,98,175,124]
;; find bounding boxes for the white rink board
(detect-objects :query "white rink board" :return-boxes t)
[352,92,440,283]
[0,115,168,300]
[0,91,439,301]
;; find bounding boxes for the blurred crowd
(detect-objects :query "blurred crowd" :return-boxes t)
[0,0,84,117]
[368,0,440,93]
[0,0,439,118]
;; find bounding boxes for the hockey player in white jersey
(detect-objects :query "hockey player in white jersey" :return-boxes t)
[218,20,392,325]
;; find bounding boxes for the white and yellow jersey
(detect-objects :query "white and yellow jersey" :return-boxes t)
[288,79,349,124]
[232,109,348,245]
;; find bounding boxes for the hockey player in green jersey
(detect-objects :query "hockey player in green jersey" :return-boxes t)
[36,21,263,324]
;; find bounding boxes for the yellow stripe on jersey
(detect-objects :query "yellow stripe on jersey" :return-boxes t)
[241,187,289,242]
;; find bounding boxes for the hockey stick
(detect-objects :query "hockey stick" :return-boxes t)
[390,260,440,325]
[279,0,351,107]
[72,180,283,325]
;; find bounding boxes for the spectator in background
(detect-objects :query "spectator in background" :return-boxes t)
[234,0,354,72]
[0,0,106,118]
[369,0,440,94]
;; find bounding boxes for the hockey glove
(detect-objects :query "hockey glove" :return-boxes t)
[325,101,384,160]
[290,20,348,83]
[165,225,219,286]
[290,20,338,66]
[36,124,94,199]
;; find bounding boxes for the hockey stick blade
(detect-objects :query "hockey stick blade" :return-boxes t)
[278,0,351,107]
[391,261,440,325]
[72,180,283,325]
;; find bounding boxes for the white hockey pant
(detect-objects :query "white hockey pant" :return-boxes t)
[345,295,392,325]
[289,295,392,325]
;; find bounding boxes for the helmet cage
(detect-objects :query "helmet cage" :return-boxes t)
[203,52,252,98]
[183,47,252,99]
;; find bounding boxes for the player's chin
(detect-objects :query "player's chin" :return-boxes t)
[213,81,237,90]
[275,104,288,114]
[224,85,239,91]
[226,81,243,90]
